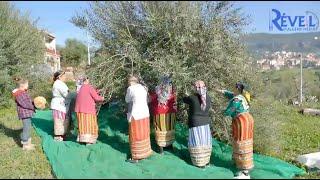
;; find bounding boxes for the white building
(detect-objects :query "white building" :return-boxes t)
[43,31,61,73]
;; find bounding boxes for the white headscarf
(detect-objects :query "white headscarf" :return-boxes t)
[194,80,207,111]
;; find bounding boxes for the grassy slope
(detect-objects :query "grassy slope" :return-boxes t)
[0,80,77,178]
[252,99,320,179]
[253,68,320,178]
[0,108,53,178]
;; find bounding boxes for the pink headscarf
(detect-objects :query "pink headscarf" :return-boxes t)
[194,80,207,111]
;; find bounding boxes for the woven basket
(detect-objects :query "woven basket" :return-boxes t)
[189,146,212,167]
[33,96,47,110]
[155,130,175,147]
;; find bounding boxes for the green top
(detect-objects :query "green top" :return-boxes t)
[223,90,249,119]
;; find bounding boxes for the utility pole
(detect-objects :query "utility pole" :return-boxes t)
[298,42,304,106]
[87,30,91,66]
[300,53,303,105]
[86,16,91,66]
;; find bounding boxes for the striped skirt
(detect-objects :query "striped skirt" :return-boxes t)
[188,124,212,167]
[153,113,176,147]
[129,117,153,160]
[76,112,98,144]
[232,112,254,171]
[52,110,69,136]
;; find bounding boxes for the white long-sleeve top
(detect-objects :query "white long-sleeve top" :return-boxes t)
[125,83,150,122]
[51,80,69,113]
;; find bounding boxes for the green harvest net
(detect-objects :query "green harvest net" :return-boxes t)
[31,104,305,179]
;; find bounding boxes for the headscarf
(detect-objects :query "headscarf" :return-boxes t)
[76,76,86,93]
[235,82,251,104]
[155,75,173,105]
[53,70,65,81]
[194,80,207,111]
[128,75,139,84]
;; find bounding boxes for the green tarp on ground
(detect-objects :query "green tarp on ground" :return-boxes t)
[31,105,306,179]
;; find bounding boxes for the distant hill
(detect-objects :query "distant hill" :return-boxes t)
[242,32,320,56]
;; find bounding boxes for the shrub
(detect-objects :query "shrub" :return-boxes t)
[0,2,45,108]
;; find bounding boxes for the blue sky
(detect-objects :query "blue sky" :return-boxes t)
[14,1,320,46]
[14,1,89,46]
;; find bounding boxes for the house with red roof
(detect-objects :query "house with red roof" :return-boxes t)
[43,31,61,73]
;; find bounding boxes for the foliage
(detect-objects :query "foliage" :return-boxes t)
[71,1,258,142]
[60,38,87,67]
[0,2,45,107]
[259,68,320,103]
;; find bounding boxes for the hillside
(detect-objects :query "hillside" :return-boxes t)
[242,32,320,56]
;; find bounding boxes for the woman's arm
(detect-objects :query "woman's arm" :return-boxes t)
[16,93,35,111]
[215,89,225,94]
[224,90,235,100]
[125,87,132,103]
[58,83,69,98]
[90,86,104,102]
[148,92,155,104]
[216,88,234,100]
[182,89,191,104]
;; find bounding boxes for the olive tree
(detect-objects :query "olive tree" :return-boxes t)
[71,1,257,142]
[0,2,45,107]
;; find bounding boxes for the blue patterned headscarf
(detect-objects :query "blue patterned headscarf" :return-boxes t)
[155,75,173,105]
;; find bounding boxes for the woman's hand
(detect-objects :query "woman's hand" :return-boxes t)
[215,89,225,94]
[184,89,189,96]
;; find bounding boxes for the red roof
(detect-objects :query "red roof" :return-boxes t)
[46,48,60,57]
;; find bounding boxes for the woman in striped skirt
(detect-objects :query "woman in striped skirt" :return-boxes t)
[125,75,153,163]
[149,75,177,154]
[183,80,212,168]
[51,71,69,141]
[75,77,104,145]
[216,82,254,179]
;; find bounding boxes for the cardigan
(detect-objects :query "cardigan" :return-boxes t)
[183,93,212,128]
[149,90,177,114]
[224,90,249,119]
[75,84,104,115]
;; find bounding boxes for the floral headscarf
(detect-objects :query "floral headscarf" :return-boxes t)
[155,75,173,105]
[194,80,207,111]
[76,75,85,93]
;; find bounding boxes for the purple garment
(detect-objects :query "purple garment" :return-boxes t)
[14,91,35,120]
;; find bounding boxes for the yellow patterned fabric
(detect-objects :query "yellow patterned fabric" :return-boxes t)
[153,113,176,147]
[76,112,98,144]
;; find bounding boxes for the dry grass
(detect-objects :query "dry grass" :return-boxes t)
[252,99,320,179]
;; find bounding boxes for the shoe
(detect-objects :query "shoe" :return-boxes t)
[234,171,250,179]
[54,136,63,142]
[126,158,138,163]
[23,144,35,151]
[22,138,35,151]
